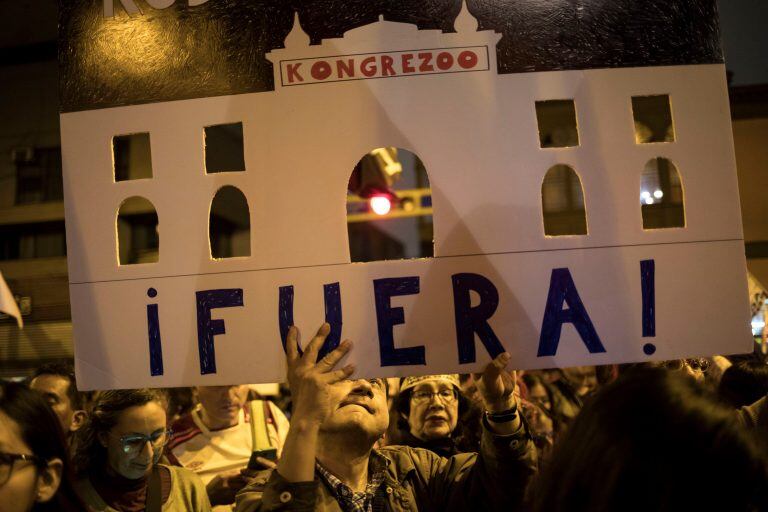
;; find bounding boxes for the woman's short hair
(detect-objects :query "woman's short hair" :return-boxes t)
[531,368,768,511]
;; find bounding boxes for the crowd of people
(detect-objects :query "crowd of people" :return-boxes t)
[2,324,768,511]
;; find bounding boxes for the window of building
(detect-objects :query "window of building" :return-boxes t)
[541,164,588,236]
[535,99,580,148]
[14,147,63,205]
[113,133,153,181]
[641,157,685,229]
[117,196,159,265]
[209,186,250,258]
[204,123,245,173]
[632,95,675,144]
[347,147,433,263]
[0,222,67,261]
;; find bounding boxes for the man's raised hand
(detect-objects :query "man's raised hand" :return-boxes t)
[286,323,354,426]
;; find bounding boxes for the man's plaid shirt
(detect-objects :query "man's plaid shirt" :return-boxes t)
[315,453,388,512]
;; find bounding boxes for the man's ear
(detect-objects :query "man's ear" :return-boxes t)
[36,458,63,504]
[70,410,88,432]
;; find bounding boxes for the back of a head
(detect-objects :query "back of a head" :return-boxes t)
[531,368,768,512]
[0,381,85,512]
[719,360,768,408]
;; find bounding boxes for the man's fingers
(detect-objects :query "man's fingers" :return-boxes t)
[320,364,355,383]
[286,326,299,364]
[303,323,331,364]
[315,339,352,372]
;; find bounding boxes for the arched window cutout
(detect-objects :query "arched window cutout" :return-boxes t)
[117,196,158,265]
[641,158,685,230]
[113,133,153,181]
[347,147,433,262]
[541,164,588,236]
[209,185,250,259]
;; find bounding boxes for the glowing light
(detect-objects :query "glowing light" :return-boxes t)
[644,197,655,205]
[370,196,392,215]
[640,191,651,200]
[752,319,765,336]
[653,190,664,199]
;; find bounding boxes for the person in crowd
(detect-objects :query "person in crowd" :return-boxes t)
[521,373,553,413]
[0,381,86,512]
[235,323,537,512]
[530,368,768,511]
[390,374,481,457]
[519,373,557,458]
[719,358,768,408]
[163,387,197,425]
[29,362,88,442]
[541,366,597,429]
[559,366,598,397]
[73,388,212,511]
[166,385,289,508]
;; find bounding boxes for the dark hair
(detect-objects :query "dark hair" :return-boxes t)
[0,381,86,512]
[72,388,166,477]
[719,360,768,408]
[31,361,84,410]
[531,368,768,511]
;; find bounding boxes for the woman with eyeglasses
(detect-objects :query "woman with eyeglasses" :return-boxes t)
[0,381,85,512]
[72,388,211,511]
[390,375,482,457]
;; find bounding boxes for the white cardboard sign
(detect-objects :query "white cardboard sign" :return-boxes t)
[61,6,751,389]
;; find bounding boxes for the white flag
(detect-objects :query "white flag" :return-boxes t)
[0,271,22,328]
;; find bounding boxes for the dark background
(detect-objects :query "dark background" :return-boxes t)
[58,0,724,112]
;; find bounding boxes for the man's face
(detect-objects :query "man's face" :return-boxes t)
[29,374,83,434]
[406,381,459,441]
[196,385,249,425]
[320,379,389,439]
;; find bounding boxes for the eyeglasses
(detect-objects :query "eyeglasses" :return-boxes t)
[0,452,43,487]
[112,430,172,456]
[411,389,457,404]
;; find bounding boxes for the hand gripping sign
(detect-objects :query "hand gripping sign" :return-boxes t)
[60,1,750,389]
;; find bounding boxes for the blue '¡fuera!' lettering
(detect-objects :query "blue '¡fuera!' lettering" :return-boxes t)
[196,289,244,374]
[537,268,605,357]
[146,303,163,376]
[451,273,506,364]
[373,277,426,366]
[278,282,342,361]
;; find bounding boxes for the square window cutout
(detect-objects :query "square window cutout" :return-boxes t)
[632,95,674,144]
[535,99,579,148]
[205,122,245,173]
[113,133,153,182]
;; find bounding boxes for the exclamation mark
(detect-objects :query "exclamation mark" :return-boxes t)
[147,287,164,376]
[640,260,656,355]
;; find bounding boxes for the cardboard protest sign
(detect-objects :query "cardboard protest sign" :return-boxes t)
[60,1,751,389]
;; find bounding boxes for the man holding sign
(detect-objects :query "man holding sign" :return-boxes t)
[235,324,536,511]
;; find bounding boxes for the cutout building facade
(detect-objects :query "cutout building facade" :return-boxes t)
[60,3,749,388]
